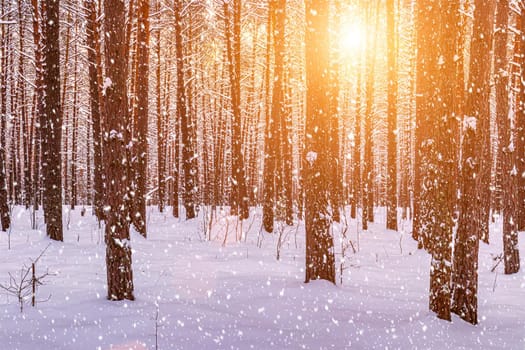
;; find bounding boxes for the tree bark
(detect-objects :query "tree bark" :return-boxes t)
[61,12,72,206]
[304,0,335,284]
[174,0,198,219]
[17,0,31,210]
[42,0,63,241]
[351,68,362,221]
[329,1,342,224]
[30,0,44,214]
[498,1,520,274]
[104,0,134,301]
[452,0,496,324]
[386,0,398,231]
[262,0,275,232]
[428,0,459,322]
[85,0,105,221]
[0,0,11,231]
[132,0,150,236]
[516,5,525,231]
[71,40,79,210]
[224,0,249,220]
[156,7,165,213]
[413,0,439,251]
[363,0,379,230]
[263,0,287,233]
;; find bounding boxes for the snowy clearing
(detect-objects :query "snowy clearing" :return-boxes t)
[0,206,523,349]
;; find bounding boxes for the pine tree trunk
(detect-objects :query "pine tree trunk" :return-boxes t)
[244,23,260,208]
[428,0,458,322]
[174,0,197,220]
[329,1,341,224]
[85,0,104,221]
[386,0,398,231]
[132,0,150,236]
[363,0,379,229]
[304,0,335,284]
[42,0,63,241]
[172,116,180,219]
[125,0,135,67]
[85,114,92,206]
[156,55,165,212]
[186,12,199,210]
[104,0,134,301]
[30,0,43,214]
[413,0,439,251]
[264,0,289,232]
[282,66,294,225]
[262,3,274,232]
[516,7,525,231]
[452,1,464,219]
[224,0,248,220]
[156,11,165,213]
[498,1,520,274]
[0,0,11,231]
[17,2,31,210]
[212,60,225,209]
[351,69,362,221]
[61,12,72,207]
[452,0,496,324]
[70,32,79,210]
[478,1,497,244]
[10,45,20,205]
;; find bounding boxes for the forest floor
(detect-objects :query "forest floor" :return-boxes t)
[0,206,523,349]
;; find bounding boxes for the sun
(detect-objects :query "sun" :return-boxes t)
[338,22,366,56]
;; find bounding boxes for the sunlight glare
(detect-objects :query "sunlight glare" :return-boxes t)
[339,22,366,55]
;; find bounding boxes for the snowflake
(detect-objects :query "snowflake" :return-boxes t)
[463,116,477,131]
[102,77,113,96]
[306,151,317,165]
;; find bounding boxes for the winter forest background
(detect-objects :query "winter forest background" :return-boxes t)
[0,0,524,348]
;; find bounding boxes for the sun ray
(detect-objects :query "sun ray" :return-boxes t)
[339,22,366,56]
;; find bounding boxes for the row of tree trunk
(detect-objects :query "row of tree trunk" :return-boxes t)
[0,0,521,312]
[413,0,521,325]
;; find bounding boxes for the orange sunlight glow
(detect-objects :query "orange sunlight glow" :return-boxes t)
[338,22,366,56]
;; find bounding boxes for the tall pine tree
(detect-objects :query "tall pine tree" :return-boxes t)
[304,0,335,284]
[104,0,135,301]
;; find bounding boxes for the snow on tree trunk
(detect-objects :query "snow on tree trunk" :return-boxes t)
[174,0,198,220]
[304,0,335,284]
[498,1,521,275]
[516,6,525,233]
[0,0,11,231]
[452,0,496,324]
[42,0,63,241]
[132,0,150,235]
[428,0,460,322]
[104,0,134,301]
[85,0,105,221]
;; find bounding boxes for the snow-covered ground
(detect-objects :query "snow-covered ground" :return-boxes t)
[0,206,523,349]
